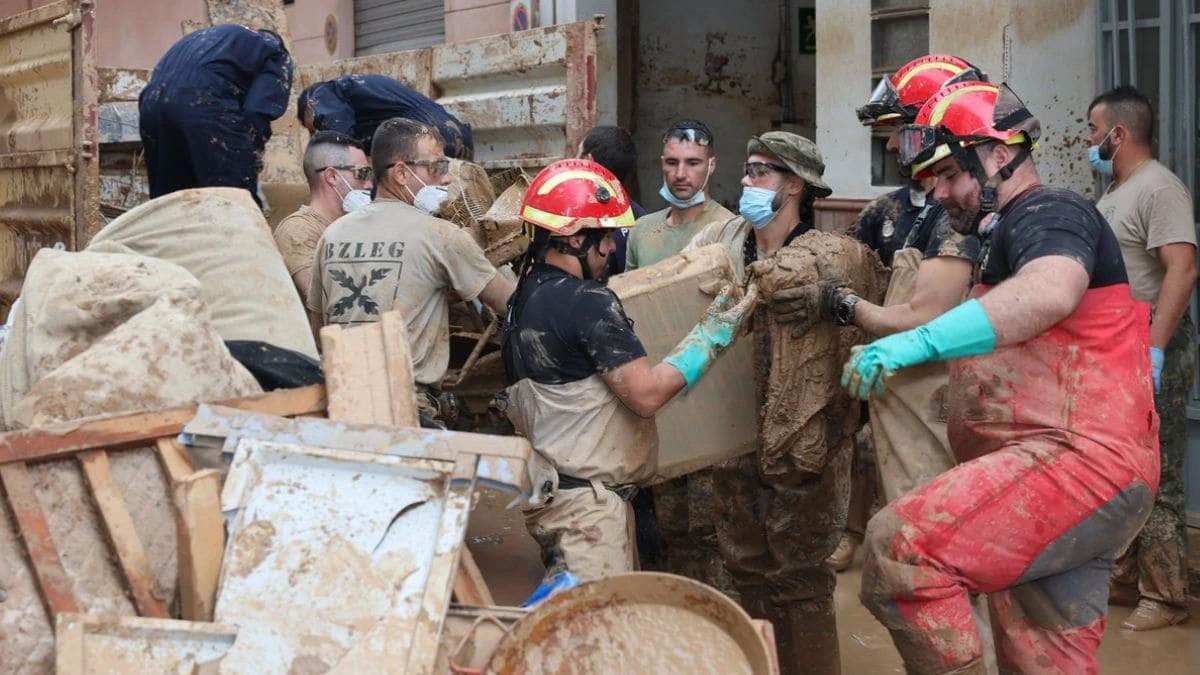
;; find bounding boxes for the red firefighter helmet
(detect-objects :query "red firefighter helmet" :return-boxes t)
[857,54,988,126]
[899,81,1041,179]
[520,159,635,237]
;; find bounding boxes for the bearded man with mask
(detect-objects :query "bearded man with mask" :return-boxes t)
[626,120,733,271]
[1088,85,1197,631]
[849,81,1159,674]
[308,118,514,422]
[683,131,847,675]
[275,131,373,305]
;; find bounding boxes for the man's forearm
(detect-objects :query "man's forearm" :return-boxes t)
[1151,266,1197,348]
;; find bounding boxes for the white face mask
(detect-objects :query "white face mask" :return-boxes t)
[336,172,371,213]
[409,171,450,214]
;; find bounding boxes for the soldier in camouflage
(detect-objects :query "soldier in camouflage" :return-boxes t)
[1088,85,1197,631]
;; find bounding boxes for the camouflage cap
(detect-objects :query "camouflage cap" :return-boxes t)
[746,131,832,198]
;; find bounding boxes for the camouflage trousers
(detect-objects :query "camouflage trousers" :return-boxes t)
[712,441,852,605]
[653,468,736,593]
[1113,315,1195,607]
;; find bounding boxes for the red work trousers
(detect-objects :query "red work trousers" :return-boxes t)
[860,283,1160,674]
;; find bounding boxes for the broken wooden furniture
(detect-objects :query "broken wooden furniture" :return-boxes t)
[55,613,237,675]
[180,405,532,673]
[0,385,326,671]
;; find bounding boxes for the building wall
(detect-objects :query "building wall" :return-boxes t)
[815,0,1096,200]
[444,0,509,43]
[0,0,351,69]
[634,0,782,213]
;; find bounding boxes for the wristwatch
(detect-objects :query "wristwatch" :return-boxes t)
[834,294,860,326]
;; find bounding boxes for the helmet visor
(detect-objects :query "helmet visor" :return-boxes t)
[897,124,943,170]
[856,76,903,125]
[942,65,989,88]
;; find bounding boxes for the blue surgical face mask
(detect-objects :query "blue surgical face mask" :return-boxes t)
[658,160,714,209]
[1088,128,1118,177]
[739,186,778,229]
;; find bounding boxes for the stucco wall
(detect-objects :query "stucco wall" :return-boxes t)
[816,0,1097,199]
[444,0,509,43]
[634,0,781,212]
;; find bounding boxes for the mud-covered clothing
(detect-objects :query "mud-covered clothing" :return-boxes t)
[856,186,937,265]
[308,74,473,159]
[1096,159,1197,304]
[627,200,735,271]
[501,264,646,384]
[308,199,497,385]
[502,263,657,581]
[862,186,1159,674]
[273,205,330,306]
[978,187,1128,288]
[139,25,292,202]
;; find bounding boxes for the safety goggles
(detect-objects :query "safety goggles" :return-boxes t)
[896,124,991,170]
[321,164,374,181]
[743,161,792,179]
[663,126,713,146]
[389,157,452,176]
[856,76,904,125]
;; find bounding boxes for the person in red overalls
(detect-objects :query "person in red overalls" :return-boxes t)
[842,80,1160,674]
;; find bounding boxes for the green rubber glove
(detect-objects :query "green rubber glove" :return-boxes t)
[841,298,997,400]
[664,284,759,389]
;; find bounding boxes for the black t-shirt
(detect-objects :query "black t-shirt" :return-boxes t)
[978,186,1128,288]
[502,264,647,385]
[856,188,982,266]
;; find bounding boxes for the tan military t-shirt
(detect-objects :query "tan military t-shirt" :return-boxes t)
[308,199,497,385]
[626,200,735,270]
[273,205,331,306]
[1096,160,1197,304]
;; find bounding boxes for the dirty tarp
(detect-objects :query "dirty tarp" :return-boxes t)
[0,248,262,674]
[752,232,888,478]
[86,187,318,359]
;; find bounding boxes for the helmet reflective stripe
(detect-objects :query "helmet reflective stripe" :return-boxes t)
[894,60,967,92]
[536,170,622,199]
[926,83,997,128]
[602,207,636,228]
[521,205,578,230]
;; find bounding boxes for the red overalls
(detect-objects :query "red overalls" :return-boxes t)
[860,282,1160,675]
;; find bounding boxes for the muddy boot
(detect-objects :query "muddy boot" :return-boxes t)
[737,589,788,671]
[777,598,841,675]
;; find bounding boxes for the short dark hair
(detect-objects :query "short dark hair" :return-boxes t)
[662,119,715,154]
[580,126,637,183]
[302,131,362,186]
[370,117,444,182]
[1088,85,1154,146]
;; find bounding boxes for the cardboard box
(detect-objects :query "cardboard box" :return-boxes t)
[609,244,757,483]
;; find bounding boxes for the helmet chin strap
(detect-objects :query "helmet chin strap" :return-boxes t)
[959,143,1030,230]
[551,230,607,281]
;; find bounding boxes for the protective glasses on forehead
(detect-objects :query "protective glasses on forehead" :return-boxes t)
[743,161,792,179]
[388,157,452,176]
[663,127,713,146]
[321,165,373,181]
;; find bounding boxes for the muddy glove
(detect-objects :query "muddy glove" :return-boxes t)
[664,284,759,389]
[842,298,996,400]
[1150,346,1164,393]
[749,256,855,337]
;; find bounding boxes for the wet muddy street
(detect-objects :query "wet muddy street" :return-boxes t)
[835,544,1200,674]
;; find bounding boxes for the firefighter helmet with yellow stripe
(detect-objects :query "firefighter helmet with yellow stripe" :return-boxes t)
[899,81,1041,180]
[857,54,988,127]
[520,159,635,237]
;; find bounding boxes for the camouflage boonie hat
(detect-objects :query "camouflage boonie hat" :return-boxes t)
[747,131,832,198]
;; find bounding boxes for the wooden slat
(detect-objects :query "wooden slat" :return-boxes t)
[78,450,169,618]
[320,312,418,427]
[155,437,195,484]
[0,463,80,617]
[0,385,327,466]
[172,469,223,622]
[452,544,494,606]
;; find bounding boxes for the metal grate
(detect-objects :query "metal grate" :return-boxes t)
[354,0,445,56]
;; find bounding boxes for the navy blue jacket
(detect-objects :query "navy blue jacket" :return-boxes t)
[142,24,292,149]
[309,74,474,159]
